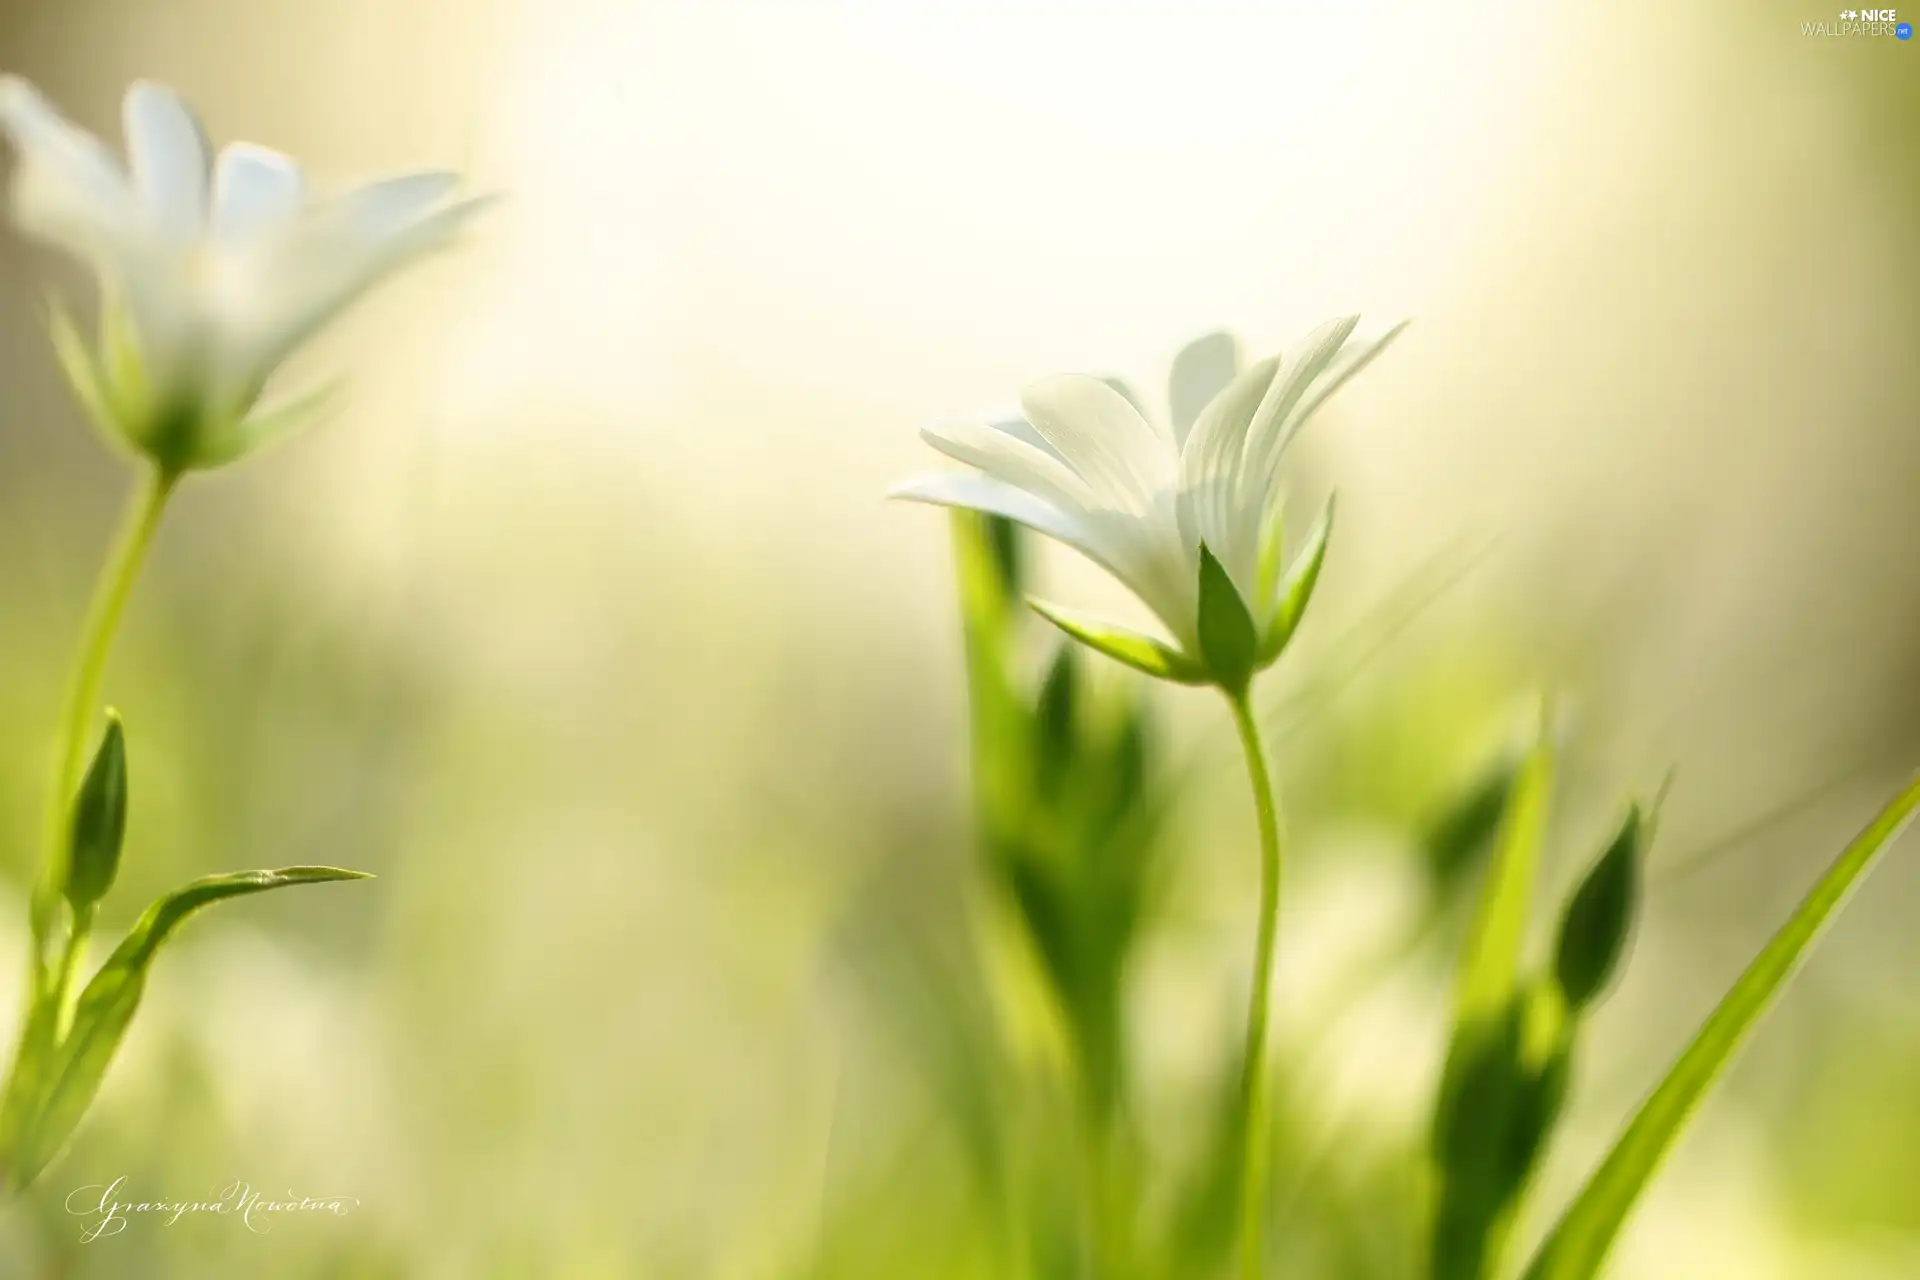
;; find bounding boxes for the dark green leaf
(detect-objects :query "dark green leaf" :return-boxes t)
[1424,754,1521,894]
[8,866,372,1186]
[63,712,128,912]
[1429,713,1554,1279]
[1195,544,1256,692]
[983,514,1023,600]
[1035,644,1080,792]
[1554,808,1644,1011]
[1430,995,1528,1280]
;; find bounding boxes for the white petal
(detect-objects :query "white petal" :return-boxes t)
[987,411,1066,463]
[325,170,463,241]
[215,193,483,395]
[0,75,141,259]
[211,143,306,239]
[1019,374,1176,515]
[1177,355,1280,597]
[122,81,208,243]
[1285,319,1410,440]
[1168,331,1241,448]
[894,471,1196,648]
[921,419,1101,518]
[890,472,1129,576]
[1238,316,1360,507]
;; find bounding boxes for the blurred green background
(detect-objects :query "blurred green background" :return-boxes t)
[0,0,1917,1275]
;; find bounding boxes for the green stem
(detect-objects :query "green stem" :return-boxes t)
[1227,689,1283,1280]
[30,466,175,965]
[1,468,174,1185]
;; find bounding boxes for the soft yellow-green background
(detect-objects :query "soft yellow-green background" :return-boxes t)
[0,0,1916,1275]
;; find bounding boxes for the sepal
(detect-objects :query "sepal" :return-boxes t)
[1030,599,1209,685]
[1196,543,1257,692]
[1257,494,1335,667]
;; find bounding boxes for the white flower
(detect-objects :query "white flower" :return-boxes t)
[894,317,1405,687]
[0,76,485,472]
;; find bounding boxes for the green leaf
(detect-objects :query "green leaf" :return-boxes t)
[1522,773,1920,1280]
[63,712,128,913]
[1034,643,1080,793]
[1553,807,1644,1011]
[190,380,342,471]
[1256,494,1336,667]
[1030,599,1209,685]
[45,294,122,442]
[953,512,1032,843]
[1452,712,1554,1034]
[1195,544,1256,692]
[1429,711,1555,1280]
[7,866,372,1187]
[1423,752,1521,895]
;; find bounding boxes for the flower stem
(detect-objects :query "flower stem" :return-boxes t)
[1226,688,1283,1280]
[0,466,174,1188]
[29,466,175,963]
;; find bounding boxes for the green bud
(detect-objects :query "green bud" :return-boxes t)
[1554,807,1644,1010]
[64,711,128,912]
[1196,543,1257,693]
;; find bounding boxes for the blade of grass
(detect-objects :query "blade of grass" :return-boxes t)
[1427,705,1555,1280]
[1450,712,1554,1028]
[1521,771,1920,1280]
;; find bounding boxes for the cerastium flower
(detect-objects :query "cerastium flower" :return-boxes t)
[0,76,482,474]
[0,76,482,1192]
[894,315,1404,1277]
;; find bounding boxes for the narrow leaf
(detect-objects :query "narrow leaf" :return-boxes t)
[45,294,121,440]
[9,867,372,1186]
[63,712,128,912]
[1030,599,1209,685]
[1429,710,1555,1280]
[1257,494,1336,667]
[1195,544,1256,691]
[1453,712,1555,1029]
[1523,773,1920,1280]
[1035,643,1080,792]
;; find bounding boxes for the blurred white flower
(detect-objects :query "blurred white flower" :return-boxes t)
[0,76,485,472]
[894,317,1404,686]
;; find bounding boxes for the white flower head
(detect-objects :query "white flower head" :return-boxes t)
[894,317,1406,689]
[0,76,486,473]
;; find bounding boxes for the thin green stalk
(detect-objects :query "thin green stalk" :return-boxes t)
[1227,689,1283,1280]
[1,467,175,1178]
[33,467,177,948]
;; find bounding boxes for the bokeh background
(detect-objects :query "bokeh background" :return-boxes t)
[0,0,1916,1275]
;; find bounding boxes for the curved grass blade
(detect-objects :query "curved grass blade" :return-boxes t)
[1521,773,1920,1280]
[6,867,372,1187]
[1428,710,1554,1280]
